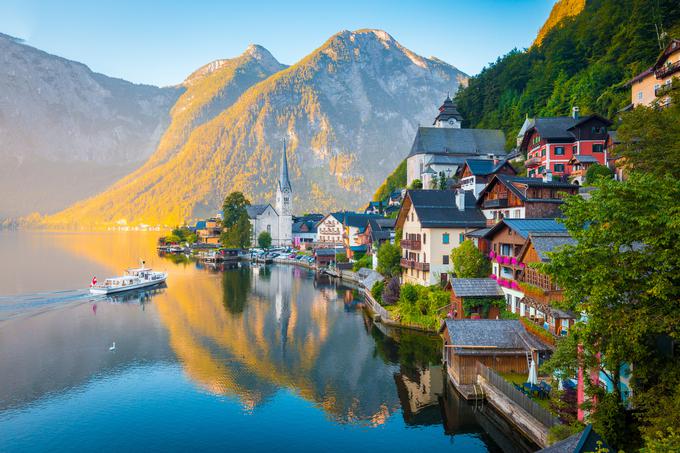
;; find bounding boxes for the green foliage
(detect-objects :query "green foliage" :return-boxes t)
[220,212,252,249]
[584,164,614,185]
[455,0,680,143]
[164,234,182,244]
[371,280,385,303]
[461,296,504,318]
[450,240,491,278]
[222,192,251,229]
[408,179,423,190]
[548,422,585,445]
[373,159,406,202]
[166,226,197,244]
[381,277,401,305]
[542,173,680,450]
[334,252,348,263]
[353,253,372,271]
[257,231,272,249]
[395,284,449,330]
[376,242,401,277]
[641,427,680,453]
[616,90,680,179]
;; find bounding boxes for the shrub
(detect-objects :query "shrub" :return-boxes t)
[353,253,372,271]
[451,240,490,278]
[335,252,348,263]
[381,277,401,305]
[585,164,613,185]
[371,280,385,303]
[376,242,401,276]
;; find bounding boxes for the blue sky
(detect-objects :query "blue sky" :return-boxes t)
[0,0,555,86]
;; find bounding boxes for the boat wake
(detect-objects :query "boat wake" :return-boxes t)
[0,289,102,321]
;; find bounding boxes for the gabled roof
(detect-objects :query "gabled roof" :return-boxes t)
[246,204,271,219]
[401,190,487,229]
[366,218,395,242]
[518,232,576,263]
[476,174,577,205]
[520,114,612,149]
[292,220,317,234]
[441,319,550,354]
[408,127,506,158]
[433,95,464,125]
[653,38,680,70]
[568,154,599,164]
[483,218,567,240]
[451,278,504,297]
[465,227,491,238]
[462,158,517,176]
[325,212,383,228]
[195,220,207,230]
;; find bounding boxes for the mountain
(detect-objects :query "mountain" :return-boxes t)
[0,33,182,219]
[455,0,680,145]
[533,0,586,47]
[45,29,468,227]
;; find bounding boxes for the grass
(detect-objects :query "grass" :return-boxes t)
[500,372,553,411]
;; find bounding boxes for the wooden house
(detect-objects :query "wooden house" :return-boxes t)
[458,158,517,198]
[628,38,680,108]
[440,319,551,388]
[445,278,504,319]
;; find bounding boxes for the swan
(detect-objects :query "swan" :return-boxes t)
[109,342,116,351]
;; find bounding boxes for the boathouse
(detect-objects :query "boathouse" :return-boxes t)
[440,319,551,387]
[445,278,504,319]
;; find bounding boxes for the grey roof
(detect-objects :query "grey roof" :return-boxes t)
[484,218,567,240]
[292,220,317,234]
[367,218,394,242]
[520,115,613,149]
[529,233,576,262]
[408,127,506,158]
[569,155,599,164]
[433,95,464,125]
[246,204,270,219]
[278,141,292,192]
[443,319,550,353]
[465,228,491,238]
[406,190,487,228]
[538,425,608,453]
[315,248,344,256]
[463,158,515,176]
[329,212,384,228]
[451,278,504,297]
[478,174,577,204]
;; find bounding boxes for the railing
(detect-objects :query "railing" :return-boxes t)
[483,198,508,209]
[400,258,415,269]
[414,261,430,271]
[401,239,421,250]
[525,157,542,167]
[655,60,680,79]
[476,361,560,428]
[655,82,676,97]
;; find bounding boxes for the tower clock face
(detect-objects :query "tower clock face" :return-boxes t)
[448,118,456,125]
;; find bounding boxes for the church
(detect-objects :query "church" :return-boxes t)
[246,142,293,247]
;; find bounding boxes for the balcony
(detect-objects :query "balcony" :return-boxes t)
[525,156,542,168]
[483,198,508,209]
[655,60,680,79]
[655,82,677,97]
[400,258,415,269]
[401,239,421,250]
[414,261,430,271]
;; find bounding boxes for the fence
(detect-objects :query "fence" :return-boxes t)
[361,288,392,322]
[476,361,560,428]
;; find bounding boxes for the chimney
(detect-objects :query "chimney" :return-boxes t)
[543,170,553,183]
[572,106,580,120]
[455,189,466,211]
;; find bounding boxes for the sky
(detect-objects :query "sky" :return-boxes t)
[0,0,555,87]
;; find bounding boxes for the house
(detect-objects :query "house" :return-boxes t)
[457,158,517,198]
[537,424,610,453]
[359,218,395,254]
[519,108,612,180]
[340,212,384,258]
[196,218,222,244]
[406,96,506,187]
[482,218,567,309]
[566,155,600,185]
[388,189,404,206]
[292,214,322,248]
[445,278,505,320]
[628,38,680,108]
[396,190,487,286]
[315,213,344,245]
[514,232,577,336]
[440,319,551,388]
[314,247,344,267]
[476,174,578,224]
[364,201,385,215]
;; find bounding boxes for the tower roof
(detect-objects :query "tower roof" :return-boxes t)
[433,94,463,125]
[279,140,292,192]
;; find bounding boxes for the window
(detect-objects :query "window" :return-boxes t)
[654,83,660,91]
[637,91,643,100]
[500,244,512,256]
[423,233,426,244]
[538,166,545,174]
[593,144,603,153]
[459,233,464,243]
[267,224,271,233]
[554,164,565,172]
[442,233,449,244]
[541,149,546,157]
[442,255,449,265]
[555,146,564,155]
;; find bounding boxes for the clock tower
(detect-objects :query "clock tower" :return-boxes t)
[275,141,293,245]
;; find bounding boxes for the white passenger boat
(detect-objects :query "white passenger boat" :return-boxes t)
[89,262,167,295]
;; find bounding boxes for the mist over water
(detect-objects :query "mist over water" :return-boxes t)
[0,231,533,452]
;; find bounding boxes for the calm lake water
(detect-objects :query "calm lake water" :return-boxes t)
[0,231,535,452]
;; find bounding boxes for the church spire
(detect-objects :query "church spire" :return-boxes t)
[279,140,292,192]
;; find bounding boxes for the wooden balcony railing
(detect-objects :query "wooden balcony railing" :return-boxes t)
[400,258,415,269]
[401,239,421,250]
[655,60,680,79]
[483,198,508,209]
[525,156,542,168]
[414,261,430,271]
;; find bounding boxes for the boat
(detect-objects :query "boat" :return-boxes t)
[90,262,167,295]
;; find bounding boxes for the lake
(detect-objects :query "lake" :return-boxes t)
[0,231,535,452]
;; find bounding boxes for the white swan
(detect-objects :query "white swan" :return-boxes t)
[109,342,116,351]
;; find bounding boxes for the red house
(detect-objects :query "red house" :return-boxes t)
[519,108,612,182]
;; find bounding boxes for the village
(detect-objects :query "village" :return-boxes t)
[156,39,680,451]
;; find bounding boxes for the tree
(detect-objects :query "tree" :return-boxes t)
[376,242,401,277]
[257,231,272,249]
[408,179,423,190]
[438,171,448,190]
[585,164,613,185]
[222,192,251,229]
[220,212,252,248]
[451,240,490,278]
[429,173,439,189]
[542,173,680,450]
[381,277,401,305]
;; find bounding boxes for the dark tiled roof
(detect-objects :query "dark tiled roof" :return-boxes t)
[292,220,318,234]
[465,227,491,238]
[523,115,612,146]
[246,204,270,219]
[529,233,576,262]
[408,127,506,158]
[315,248,343,256]
[407,190,487,228]
[478,174,576,204]
[497,219,567,239]
[464,158,514,176]
[433,95,464,125]
[443,319,550,353]
[569,155,599,164]
[451,278,504,297]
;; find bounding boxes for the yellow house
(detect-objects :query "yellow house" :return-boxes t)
[395,190,487,286]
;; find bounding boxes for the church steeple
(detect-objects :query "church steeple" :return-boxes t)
[279,140,292,193]
[433,94,463,128]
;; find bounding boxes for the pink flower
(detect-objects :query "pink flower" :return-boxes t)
[511,257,518,265]
[490,274,497,280]
[519,262,526,268]
[489,251,496,259]
[511,281,519,289]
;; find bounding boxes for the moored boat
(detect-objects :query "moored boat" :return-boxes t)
[90,262,167,295]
